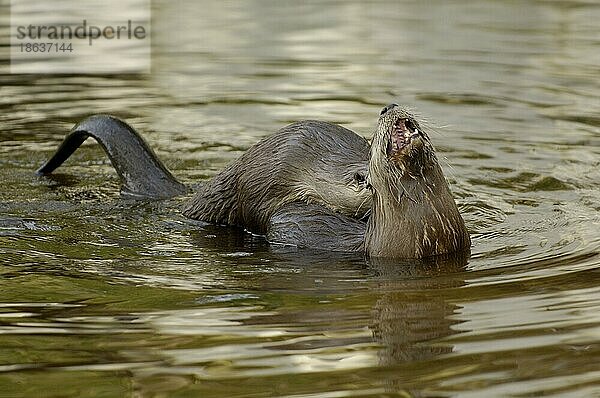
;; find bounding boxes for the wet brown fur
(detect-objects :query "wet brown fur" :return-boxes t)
[182,120,371,233]
[365,106,471,257]
[38,108,469,259]
[185,107,470,258]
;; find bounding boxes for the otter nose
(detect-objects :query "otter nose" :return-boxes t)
[380,103,398,116]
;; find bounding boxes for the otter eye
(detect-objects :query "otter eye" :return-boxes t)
[404,118,417,132]
[353,172,366,185]
[380,103,398,116]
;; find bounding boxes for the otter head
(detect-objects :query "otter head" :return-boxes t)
[365,104,470,258]
[370,104,436,188]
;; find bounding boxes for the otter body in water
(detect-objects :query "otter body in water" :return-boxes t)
[37,105,470,258]
[181,120,371,234]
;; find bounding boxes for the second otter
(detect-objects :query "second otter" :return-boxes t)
[37,105,470,258]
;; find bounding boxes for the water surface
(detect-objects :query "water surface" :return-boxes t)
[1,0,599,396]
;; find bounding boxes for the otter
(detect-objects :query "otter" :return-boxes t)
[37,104,470,258]
[181,120,372,233]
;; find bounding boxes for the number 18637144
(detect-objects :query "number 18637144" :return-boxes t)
[19,43,73,52]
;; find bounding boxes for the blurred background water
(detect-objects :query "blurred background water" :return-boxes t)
[0,0,599,396]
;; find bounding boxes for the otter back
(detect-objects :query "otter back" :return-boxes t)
[182,120,371,233]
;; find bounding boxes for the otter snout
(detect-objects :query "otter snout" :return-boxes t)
[380,103,399,116]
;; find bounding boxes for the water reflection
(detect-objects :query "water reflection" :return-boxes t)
[88,255,468,397]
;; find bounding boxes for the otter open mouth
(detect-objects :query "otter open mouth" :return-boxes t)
[387,117,421,159]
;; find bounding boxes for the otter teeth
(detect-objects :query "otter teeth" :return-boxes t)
[402,129,416,140]
[390,122,420,153]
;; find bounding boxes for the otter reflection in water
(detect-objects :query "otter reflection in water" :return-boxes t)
[37,104,470,258]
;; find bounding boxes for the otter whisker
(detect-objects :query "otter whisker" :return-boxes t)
[396,179,418,204]
[354,194,371,218]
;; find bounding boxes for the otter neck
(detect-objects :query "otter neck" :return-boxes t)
[365,163,470,258]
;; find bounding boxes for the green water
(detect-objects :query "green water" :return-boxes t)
[1,1,599,397]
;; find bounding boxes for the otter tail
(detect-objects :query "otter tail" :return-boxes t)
[36,115,188,199]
